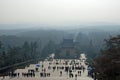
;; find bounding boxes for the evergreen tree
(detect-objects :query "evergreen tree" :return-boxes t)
[41,40,56,58]
[94,35,120,80]
[22,41,30,60]
[30,41,38,59]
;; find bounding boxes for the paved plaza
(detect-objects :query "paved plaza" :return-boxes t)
[0,54,93,80]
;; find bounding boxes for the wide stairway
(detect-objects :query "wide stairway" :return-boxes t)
[1,53,93,80]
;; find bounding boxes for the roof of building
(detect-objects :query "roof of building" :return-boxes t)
[61,39,75,48]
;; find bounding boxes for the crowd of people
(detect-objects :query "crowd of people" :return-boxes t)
[22,72,35,77]
[38,59,87,80]
[0,58,93,80]
[6,72,19,78]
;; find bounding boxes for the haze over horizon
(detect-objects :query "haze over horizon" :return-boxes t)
[0,0,120,29]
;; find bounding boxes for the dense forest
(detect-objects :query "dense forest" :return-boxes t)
[0,41,39,68]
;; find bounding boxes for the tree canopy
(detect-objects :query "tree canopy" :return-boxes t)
[94,35,120,80]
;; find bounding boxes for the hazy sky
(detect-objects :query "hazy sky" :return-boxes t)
[0,0,120,25]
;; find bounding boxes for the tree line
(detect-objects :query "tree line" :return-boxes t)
[0,41,39,70]
[0,40,59,71]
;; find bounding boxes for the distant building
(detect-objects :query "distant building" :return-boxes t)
[58,38,79,59]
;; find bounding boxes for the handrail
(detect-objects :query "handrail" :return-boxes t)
[0,58,43,71]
